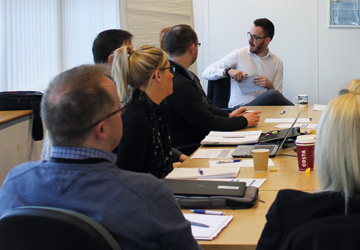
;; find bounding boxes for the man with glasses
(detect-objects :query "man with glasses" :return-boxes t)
[161,24,261,155]
[203,18,292,108]
[0,65,202,250]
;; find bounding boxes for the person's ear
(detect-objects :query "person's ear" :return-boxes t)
[94,121,107,140]
[188,44,195,55]
[265,37,272,45]
[153,70,161,83]
[108,53,114,65]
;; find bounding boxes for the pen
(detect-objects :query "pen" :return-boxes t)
[189,221,210,228]
[217,160,241,164]
[280,110,286,115]
[190,209,225,215]
[198,168,204,175]
[248,180,256,186]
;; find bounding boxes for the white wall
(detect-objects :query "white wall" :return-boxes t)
[193,0,360,105]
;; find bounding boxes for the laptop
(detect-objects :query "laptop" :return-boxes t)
[232,112,301,158]
[162,179,246,197]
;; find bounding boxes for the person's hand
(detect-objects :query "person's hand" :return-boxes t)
[253,76,274,89]
[173,162,182,168]
[229,107,247,117]
[228,69,247,82]
[179,154,188,162]
[243,111,261,127]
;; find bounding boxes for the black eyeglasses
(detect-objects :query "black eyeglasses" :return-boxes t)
[83,103,125,131]
[159,66,175,75]
[247,32,267,42]
[188,42,201,47]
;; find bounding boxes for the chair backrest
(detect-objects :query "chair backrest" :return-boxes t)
[280,214,360,250]
[0,206,122,250]
[207,76,231,109]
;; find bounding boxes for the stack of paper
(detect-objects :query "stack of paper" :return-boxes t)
[201,130,262,145]
[184,213,233,240]
[237,75,265,94]
[165,167,240,179]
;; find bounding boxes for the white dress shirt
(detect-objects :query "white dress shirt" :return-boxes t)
[202,47,283,108]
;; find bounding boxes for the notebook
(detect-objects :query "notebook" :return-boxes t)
[165,167,240,179]
[232,112,301,158]
[183,213,233,240]
[163,179,246,197]
[200,130,262,145]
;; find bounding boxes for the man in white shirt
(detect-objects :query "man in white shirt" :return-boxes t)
[202,18,292,108]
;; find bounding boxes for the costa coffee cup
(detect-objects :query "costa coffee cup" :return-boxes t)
[293,94,308,107]
[295,135,315,172]
[252,149,269,171]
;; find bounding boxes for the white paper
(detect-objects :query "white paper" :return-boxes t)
[209,159,275,168]
[191,149,235,159]
[196,178,267,188]
[165,167,240,179]
[201,130,262,145]
[275,123,318,129]
[265,118,312,123]
[184,213,233,240]
[236,75,265,94]
[313,104,327,111]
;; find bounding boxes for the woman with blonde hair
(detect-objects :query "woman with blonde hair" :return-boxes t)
[257,79,360,249]
[112,45,187,178]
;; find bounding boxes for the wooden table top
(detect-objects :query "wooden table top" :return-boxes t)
[0,110,33,124]
[179,106,323,250]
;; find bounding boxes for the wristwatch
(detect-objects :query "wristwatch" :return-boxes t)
[224,67,231,76]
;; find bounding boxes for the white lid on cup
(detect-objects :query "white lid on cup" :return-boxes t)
[296,135,315,144]
[252,149,270,153]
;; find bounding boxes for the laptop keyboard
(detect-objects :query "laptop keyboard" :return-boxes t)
[254,145,276,151]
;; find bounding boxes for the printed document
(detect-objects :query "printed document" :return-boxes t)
[201,130,262,145]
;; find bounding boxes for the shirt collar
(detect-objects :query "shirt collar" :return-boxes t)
[247,47,272,59]
[51,146,117,164]
[170,60,195,80]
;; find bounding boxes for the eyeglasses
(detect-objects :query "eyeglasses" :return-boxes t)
[188,42,201,47]
[159,66,175,75]
[247,32,267,42]
[84,103,125,131]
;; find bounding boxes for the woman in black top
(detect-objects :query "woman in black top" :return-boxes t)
[257,79,360,249]
[112,45,186,178]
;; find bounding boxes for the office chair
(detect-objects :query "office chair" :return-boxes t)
[0,206,122,250]
[207,76,231,109]
[280,214,360,250]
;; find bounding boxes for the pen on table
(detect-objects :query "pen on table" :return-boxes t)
[217,160,241,164]
[248,180,256,187]
[189,221,210,228]
[198,168,204,175]
[280,110,286,115]
[190,209,225,215]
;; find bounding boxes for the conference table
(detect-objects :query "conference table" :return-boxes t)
[180,106,324,250]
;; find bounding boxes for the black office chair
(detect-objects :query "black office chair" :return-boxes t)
[207,76,231,109]
[280,214,360,250]
[0,206,122,250]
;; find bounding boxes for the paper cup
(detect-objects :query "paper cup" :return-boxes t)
[296,135,315,172]
[252,149,269,172]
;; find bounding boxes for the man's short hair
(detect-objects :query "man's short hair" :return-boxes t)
[254,18,275,40]
[41,65,114,146]
[92,29,133,64]
[165,24,198,57]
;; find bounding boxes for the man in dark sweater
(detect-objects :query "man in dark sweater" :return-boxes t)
[161,24,261,154]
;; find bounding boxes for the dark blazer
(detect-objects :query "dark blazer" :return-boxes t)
[160,61,248,147]
[257,189,360,250]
